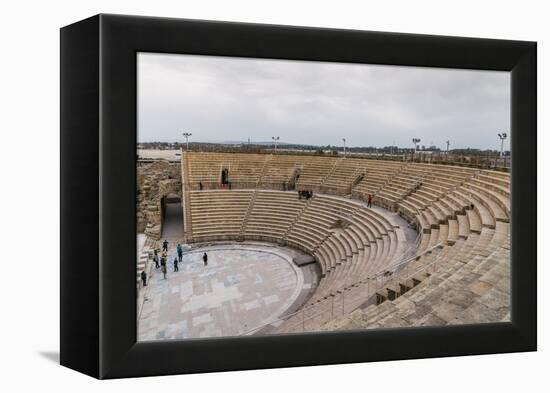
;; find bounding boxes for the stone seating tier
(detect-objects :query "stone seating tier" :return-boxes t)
[181,152,510,332]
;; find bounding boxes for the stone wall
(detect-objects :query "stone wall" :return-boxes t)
[137,160,182,240]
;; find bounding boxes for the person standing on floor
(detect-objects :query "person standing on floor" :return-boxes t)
[177,243,183,262]
[367,194,373,208]
[173,257,179,272]
[153,254,160,269]
[202,252,208,266]
[162,264,167,279]
[162,239,168,252]
[141,270,147,287]
[160,254,166,269]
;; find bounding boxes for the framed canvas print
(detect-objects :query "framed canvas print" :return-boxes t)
[60,14,536,379]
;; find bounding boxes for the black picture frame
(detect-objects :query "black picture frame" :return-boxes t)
[60,14,536,379]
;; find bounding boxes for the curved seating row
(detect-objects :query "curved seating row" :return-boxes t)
[186,152,267,188]
[317,168,511,331]
[188,189,399,311]
[324,225,510,330]
[182,152,511,332]
[189,190,253,242]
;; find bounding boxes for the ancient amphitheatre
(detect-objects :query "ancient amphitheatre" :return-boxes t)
[136,150,510,340]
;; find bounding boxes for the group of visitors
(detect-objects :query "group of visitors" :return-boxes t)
[298,190,313,200]
[153,245,171,280]
[140,240,209,287]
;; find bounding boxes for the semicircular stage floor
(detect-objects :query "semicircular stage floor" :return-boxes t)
[138,243,317,340]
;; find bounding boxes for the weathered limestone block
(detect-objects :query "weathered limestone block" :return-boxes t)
[146,211,161,225]
[145,223,161,240]
[137,160,182,235]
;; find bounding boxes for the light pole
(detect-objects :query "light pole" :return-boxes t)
[497,133,507,158]
[446,140,450,153]
[498,132,508,168]
[412,138,421,152]
[342,138,346,158]
[182,132,192,151]
[272,136,280,152]
[412,138,421,161]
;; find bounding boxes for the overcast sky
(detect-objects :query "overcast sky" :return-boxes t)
[138,52,510,150]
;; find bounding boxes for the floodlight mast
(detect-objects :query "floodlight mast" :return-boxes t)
[342,138,346,158]
[272,136,280,152]
[498,133,507,159]
[446,140,450,153]
[411,138,421,162]
[182,132,192,151]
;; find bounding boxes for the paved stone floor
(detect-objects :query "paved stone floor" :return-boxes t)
[137,197,415,340]
[138,244,309,341]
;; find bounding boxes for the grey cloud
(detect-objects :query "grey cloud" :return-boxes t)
[138,52,510,150]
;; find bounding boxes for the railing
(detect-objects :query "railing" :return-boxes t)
[318,157,343,189]
[240,241,444,336]
[145,149,511,172]
[239,189,259,236]
[280,195,314,241]
[181,151,193,239]
[399,173,425,200]
[348,168,367,194]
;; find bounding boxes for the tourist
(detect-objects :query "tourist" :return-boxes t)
[141,270,147,287]
[162,239,168,252]
[177,243,183,262]
[160,255,166,268]
[367,194,373,208]
[162,264,167,279]
[153,249,159,267]
[173,257,179,272]
[203,252,208,266]
[199,181,203,190]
